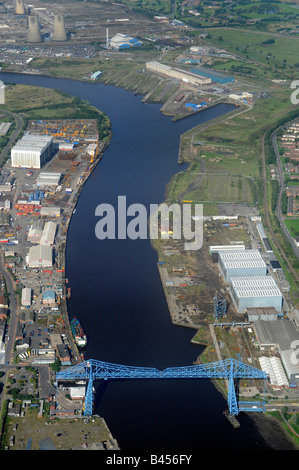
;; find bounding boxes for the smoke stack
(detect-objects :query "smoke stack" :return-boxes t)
[52,14,67,41]
[16,0,25,15]
[27,15,42,43]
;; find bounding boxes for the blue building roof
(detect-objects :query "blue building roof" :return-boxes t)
[43,290,55,299]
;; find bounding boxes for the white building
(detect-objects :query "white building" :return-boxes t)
[11,135,54,169]
[27,220,44,243]
[230,276,283,313]
[259,356,289,388]
[40,206,61,217]
[21,288,32,307]
[27,245,53,268]
[107,33,142,50]
[40,221,57,246]
[218,249,267,282]
[36,172,62,187]
[146,61,211,86]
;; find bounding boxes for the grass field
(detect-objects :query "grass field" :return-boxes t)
[205,28,299,70]
[284,218,299,237]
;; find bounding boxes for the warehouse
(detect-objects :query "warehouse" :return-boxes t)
[255,320,299,382]
[218,249,267,282]
[40,206,61,217]
[209,244,245,255]
[27,220,44,243]
[246,307,278,322]
[42,290,56,305]
[190,66,234,84]
[40,221,57,246]
[230,276,283,313]
[11,135,54,169]
[281,349,299,382]
[146,61,211,86]
[27,245,53,268]
[21,288,32,307]
[36,172,62,187]
[107,33,142,50]
[259,356,289,389]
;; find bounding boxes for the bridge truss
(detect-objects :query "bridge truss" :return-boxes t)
[56,358,267,417]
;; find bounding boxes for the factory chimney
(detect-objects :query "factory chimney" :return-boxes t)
[52,14,67,41]
[16,0,25,15]
[27,15,42,43]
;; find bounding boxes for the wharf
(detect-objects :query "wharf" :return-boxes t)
[223,410,240,429]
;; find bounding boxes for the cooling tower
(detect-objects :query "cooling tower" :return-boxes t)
[52,14,67,41]
[27,15,42,43]
[16,0,25,15]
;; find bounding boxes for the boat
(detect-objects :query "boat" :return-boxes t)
[70,318,87,348]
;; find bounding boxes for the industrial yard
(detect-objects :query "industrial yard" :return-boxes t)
[0,116,109,373]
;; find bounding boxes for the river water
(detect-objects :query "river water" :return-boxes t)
[0,72,286,451]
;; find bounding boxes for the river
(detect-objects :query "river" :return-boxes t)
[0,72,294,451]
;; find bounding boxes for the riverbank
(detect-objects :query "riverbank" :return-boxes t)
[2,70,299,452]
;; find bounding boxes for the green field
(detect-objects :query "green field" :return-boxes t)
[284,218,299,237]
[205,28,299,71]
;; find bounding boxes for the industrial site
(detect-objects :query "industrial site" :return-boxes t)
[0,0,297,453]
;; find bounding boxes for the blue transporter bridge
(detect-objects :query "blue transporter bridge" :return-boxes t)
[55,358,267,417]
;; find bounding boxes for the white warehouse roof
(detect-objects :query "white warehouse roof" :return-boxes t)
[11,135,54,169]
[36,172,62,187]
[230,276,282,298]
[27,245,53,268]
[218,249,266,270]
[40,221,57,246]
[259,356,289,388]
[21,287,32,306]
[12,134,53,153]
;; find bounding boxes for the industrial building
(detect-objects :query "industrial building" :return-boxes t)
[246,307,279,322]
[146,61,211,86]
[106,33,142,50]
[11,135,54,169]
[36,172,62,187]
[40,221,57,246]
[42,290,56,305]
[255,319,299,383]
[27,245,53,268]
[229,92,253,102]
[256,222,273,253]
[190,66,234,84]
[21,288,32,307]
[218,249,267,283]
[209,244,245,263]
[230,276,283,313]
[259,356,289,389]
[40,206,61,217]
[28,220,44,243]
[209,244,245,255]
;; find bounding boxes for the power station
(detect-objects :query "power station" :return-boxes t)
[27,15,42,43]
[52,14,67,41]
[16,0,25,15]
